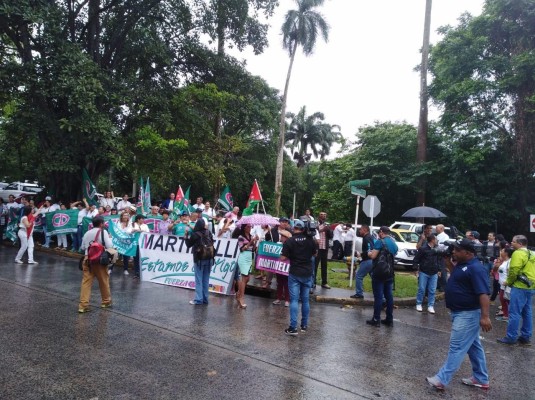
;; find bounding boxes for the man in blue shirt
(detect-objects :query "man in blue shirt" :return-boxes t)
[427,238,492,391]
[366,226,398,327]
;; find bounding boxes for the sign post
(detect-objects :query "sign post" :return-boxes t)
[530,214,535,233]
[348,179,370,287]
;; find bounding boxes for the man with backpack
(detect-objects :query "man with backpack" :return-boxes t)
[366,226,398,327]
[78,216,114,313]
[185,219,215,305]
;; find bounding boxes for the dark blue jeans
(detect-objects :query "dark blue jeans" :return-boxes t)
[372,277,394,322]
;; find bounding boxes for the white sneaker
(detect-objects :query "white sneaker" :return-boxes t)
[272,299,281,305]
[428,306,435,314]
[416,304,423,312]
[124,270,129,275]
[28,261,38,265]
[107,268,112,275]
[284,301,289,307]
[14,259,23,264]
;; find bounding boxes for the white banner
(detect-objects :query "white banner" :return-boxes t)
[138,233,240,295]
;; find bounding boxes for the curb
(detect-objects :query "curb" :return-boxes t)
[9,242,442,307]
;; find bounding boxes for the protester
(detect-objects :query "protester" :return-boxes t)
[203,201,215,219]
[161,192,175,212]
[426,238,491,391]
[158,210,172,235]
[217,212,235,239]
[366,226,398,327]
[130,215,150,279]
[351,225,374,299]
[116,194,132,212]
[185,219,214,305]
[56,203,69,250]
[170,212,189,237]
[99,191,115,209]
[413,234,441,314]
[117,212,132,275]
[234,224,258,309]
[78,216,113,313]
[314,211,331,289]
[280,220,317,335]
[272,229,292,307]
[193,197,205,211]
[0,197,7,242]
[39,196,59,248]
[343,223,356,257]
[266,217,293,295]
[496,244,512,322]
[497,235,535,346]
[332,222,344,260]
[14,205,42,264]
[435,224,450,292]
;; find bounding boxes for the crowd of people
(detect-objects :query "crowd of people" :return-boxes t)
[2,191,534,393]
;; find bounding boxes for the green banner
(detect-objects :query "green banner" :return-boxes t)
[46,209,79,235]
[6,207,20,242]
[108,220,139,256]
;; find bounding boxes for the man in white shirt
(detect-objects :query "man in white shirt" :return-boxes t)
[161,193,175,212]
[193,197,205,211]
[332,223,344,260]
[116,194,131,212]
[203,201,215,218]
[435,224,450,292]
[99,191,115,209]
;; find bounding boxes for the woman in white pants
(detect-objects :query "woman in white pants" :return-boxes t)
[15,205,41,264]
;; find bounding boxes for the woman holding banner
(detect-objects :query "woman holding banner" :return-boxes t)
[185,219,214,305]
[234,224,258,309]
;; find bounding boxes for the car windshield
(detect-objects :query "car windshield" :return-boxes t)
[399,232,419,243]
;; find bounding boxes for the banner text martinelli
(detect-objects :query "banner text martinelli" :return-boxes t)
[138,232,239,295]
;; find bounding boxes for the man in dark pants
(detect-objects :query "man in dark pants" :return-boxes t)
[281,220,317,335]
[366,226,398,327]
[314,211,331,289]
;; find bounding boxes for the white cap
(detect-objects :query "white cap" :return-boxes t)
[45,196,52,201]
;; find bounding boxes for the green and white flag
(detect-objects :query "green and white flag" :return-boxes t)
[108,220,139,256]
[143,177,151,212]
[46,209,79,235]
[217,185,233,211]
[82,168,99,206]
[137,177,145,215]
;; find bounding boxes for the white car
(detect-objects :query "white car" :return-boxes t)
[389,221,461,240]
[0,182,44,201]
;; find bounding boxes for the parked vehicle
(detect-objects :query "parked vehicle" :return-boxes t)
[389,221,462,239]
[0,181,44,202]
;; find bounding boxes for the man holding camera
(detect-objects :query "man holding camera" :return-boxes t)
[497,235,535,346]
[280,220,317,336]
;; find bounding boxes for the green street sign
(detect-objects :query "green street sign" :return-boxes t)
[348,179,370,188]
[351,187,367,197]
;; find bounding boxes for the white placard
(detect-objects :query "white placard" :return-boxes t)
[138,233,240,295]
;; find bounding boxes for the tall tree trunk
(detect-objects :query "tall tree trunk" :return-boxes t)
[416,0,432,206]
[274,41,298,216]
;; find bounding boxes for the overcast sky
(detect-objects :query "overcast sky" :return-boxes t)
[227,0,485,154]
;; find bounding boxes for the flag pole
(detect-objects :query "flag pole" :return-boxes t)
[349,195,361,288]
[292,192,296,219]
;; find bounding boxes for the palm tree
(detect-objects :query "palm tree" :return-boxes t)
[274,0,329,215]
[286,106,342,167]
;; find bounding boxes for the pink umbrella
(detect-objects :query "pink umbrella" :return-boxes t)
[235,213,280,226]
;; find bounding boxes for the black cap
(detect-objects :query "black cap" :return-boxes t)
[279,217,289,223]
[453,238,476,253]
[379,226,391,233]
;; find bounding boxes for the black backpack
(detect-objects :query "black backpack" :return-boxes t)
[196,231,215,260]
[372,239,394,281]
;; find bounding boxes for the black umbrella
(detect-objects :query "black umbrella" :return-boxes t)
[401,206,447,219]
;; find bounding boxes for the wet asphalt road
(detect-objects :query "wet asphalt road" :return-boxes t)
[0,246,533,400]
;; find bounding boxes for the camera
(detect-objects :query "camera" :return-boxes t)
[517,274,532,287]
[299,218,317,238]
